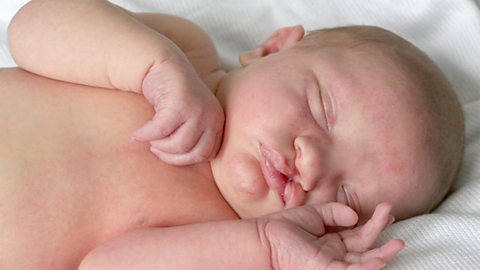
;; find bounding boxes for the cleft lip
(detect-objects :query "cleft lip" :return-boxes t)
[259,144,294,176]
[259,144,294,205]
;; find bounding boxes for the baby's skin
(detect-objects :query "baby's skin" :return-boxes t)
[0,68,399,270]
[0,0,420,269]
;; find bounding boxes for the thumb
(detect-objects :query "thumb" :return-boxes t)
[267,203,358,237]
[315,203,359,227]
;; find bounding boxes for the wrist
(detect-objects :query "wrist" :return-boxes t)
[255,218,275,270]
[141,53,195,102]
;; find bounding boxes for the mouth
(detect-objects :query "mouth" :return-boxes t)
[259,145,293,205]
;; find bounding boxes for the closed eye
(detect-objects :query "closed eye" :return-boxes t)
[315,75,337,131]
[307,78,329,131]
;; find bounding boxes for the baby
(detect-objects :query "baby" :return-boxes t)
[1,0,464,269]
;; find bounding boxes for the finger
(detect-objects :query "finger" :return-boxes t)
[317,203,359,228]
[132,111,184,142]
[345,258,385,270]
[325,260,348,270]
[269,203,358,237]
[150,120,203,154]
[345,239,404,265]
[340,203,392,252]
[326,258,385,270]
[150,129,216,166]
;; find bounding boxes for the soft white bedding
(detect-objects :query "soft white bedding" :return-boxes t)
[1,1,479,269]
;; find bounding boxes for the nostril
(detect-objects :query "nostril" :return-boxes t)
[292,175,305,191]
[292,173,319,192]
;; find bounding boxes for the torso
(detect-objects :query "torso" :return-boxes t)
[0,68,236,269]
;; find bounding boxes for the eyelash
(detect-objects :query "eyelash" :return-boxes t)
[319,93,331,131]
[307,86,329,131]
[319,94,330,131]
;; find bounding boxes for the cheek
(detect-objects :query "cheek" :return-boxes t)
[214,148,282,218]
[220,148,269,201]
[239,101,311,141]
[228,82,307,126]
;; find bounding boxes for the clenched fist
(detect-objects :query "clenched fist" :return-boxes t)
[132,57,224,166]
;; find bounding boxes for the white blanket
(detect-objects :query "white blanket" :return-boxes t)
[1,1,479,269]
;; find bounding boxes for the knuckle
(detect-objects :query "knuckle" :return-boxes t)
[321,205,336,224]
[149,120,172,138]
[178,142,194,153]
[157,127,171,138]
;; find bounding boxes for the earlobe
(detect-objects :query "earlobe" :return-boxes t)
[239,47,266,67]
[239,25,305,67]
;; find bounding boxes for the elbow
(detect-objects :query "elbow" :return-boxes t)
[79,240,127,270]
[7,0,41,66]
[7,0,66,66]
[78,248,110,270]
[7,4,24,64]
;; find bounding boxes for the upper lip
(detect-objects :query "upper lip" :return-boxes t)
[259,145,294,204]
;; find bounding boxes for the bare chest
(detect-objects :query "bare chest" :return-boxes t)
[0,69,236,269]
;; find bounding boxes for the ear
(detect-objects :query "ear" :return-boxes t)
[239,25,305,67]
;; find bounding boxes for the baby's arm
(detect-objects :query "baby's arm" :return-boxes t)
[8,0,224,165]
[8,0,219,92]
[79,203,403,270]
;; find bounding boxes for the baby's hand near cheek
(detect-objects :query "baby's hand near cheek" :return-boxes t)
[132,58,224,166]
[258,203,404,270]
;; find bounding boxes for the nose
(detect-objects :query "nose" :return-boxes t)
[293,135,332,191]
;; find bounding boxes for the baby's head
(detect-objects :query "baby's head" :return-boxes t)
[211,25,464,223]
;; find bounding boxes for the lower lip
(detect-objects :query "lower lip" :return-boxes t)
[260,149,288,204]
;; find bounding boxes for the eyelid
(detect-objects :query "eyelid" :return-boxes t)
[317,78,336,131]
[308,78,329,131]
[319,92,330,131]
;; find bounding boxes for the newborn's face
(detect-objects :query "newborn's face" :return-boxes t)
[211,46,437,223]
